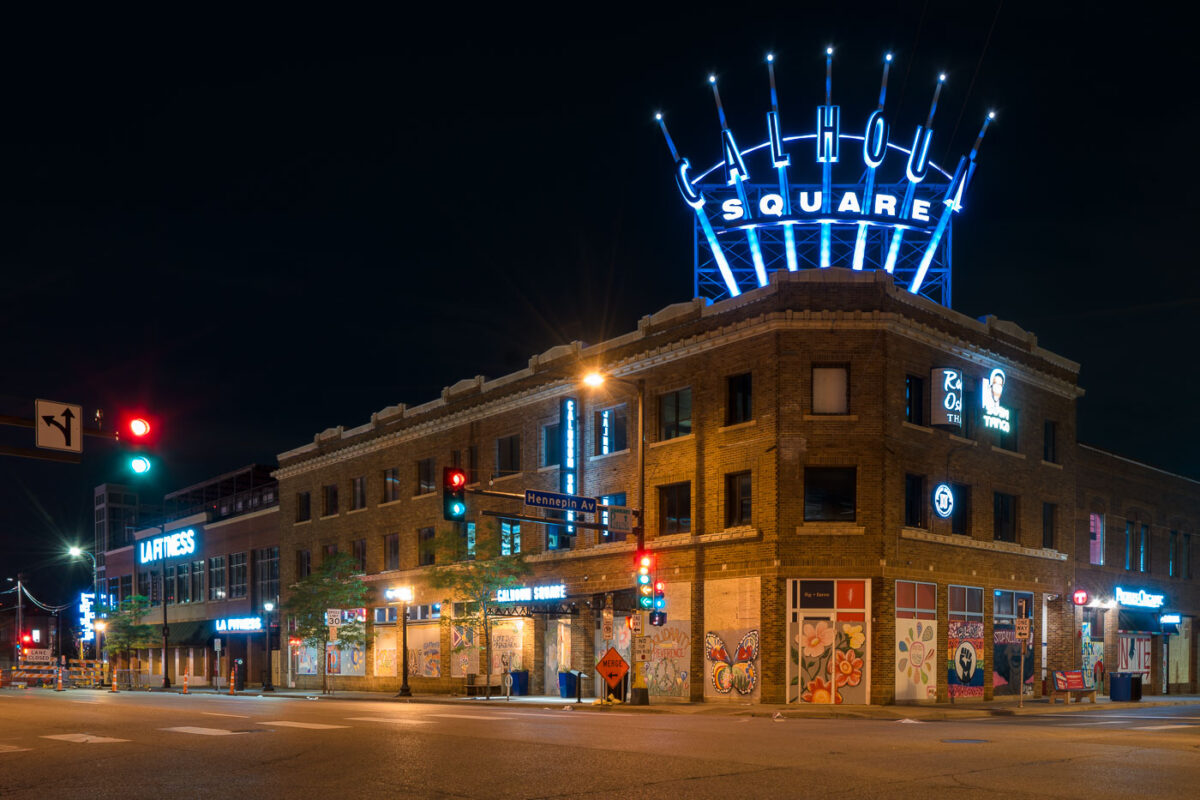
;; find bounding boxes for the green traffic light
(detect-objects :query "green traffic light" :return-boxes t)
[130,456,151,474]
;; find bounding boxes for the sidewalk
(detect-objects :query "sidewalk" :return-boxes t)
[118,685,1200,720]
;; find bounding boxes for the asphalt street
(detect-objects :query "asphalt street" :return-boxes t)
[1,690,1198,799]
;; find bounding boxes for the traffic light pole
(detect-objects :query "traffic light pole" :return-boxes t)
[15,574,24,663]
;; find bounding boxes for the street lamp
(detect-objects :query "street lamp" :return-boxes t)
[386,586,413,697]
[262,601,275,691]
[68,546,100,659]
[582,370,649,706]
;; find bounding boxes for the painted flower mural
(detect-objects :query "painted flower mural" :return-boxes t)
[800,675,841,704]
[800,621,835,658]
[896,618,937,700]
[834,648,863,688]
[842,623,865,650]
[791,618,868,704]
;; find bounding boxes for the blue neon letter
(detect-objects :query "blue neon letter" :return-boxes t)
[767,111,789,168]
[674,158,704,209]
[816,105,840,163]
[722,129,749,185]
[906,126,933,183]
[863,110,888,168]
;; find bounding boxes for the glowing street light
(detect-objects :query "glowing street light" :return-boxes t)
[386,586,414,697]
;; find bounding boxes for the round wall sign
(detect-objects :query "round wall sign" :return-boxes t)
[933,484,954,518]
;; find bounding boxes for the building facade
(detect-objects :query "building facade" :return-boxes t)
[99,465,280,687]
[274,269,1197,703]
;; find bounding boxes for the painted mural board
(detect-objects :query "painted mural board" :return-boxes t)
[1080,620,1104,690]
[896,618,937,700]
[449,624,478,678]
[993,623,1034,695]
[406,623,441,678]
[703,577,761,700]
[373,627,397,677]
[646,621,691,698]
[489,619,524,674]
[946,621,984,699]
[1117,633,1151,680]
[788,579,870,704]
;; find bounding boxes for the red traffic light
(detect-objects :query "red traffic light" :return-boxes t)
[446,468,467,489]
[128,417,151,437]
[20,633,32,644]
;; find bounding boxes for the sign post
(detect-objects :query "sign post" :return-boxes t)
[595,648,629,702]
[1015,617,1031,708]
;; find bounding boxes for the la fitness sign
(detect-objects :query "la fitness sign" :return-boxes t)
[138,528,197,564]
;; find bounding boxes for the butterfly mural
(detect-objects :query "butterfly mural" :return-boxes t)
[705,630,760,695]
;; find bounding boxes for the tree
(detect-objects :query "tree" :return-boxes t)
[102,595,158,684]
[428,521,532,697]
[282,552,369,694]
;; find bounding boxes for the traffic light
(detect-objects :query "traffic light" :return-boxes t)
[653,580,666,610]
[442,467,467,521]
[649,610,667,626]
[119,411,156,475]
[636,552,653,610]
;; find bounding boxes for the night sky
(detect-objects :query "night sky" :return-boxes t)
[2,5,1196,604]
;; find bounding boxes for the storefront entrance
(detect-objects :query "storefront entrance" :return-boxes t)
[786,579,870,704]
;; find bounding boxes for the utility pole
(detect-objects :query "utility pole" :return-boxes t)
[16,573,25,663]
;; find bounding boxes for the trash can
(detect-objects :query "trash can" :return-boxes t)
[557,671,577,698]
[1129,673,1143,701]
[1109,672,1132,701]
[509,670,529,696]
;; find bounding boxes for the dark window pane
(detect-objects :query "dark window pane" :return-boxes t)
[804,467,857,522]
[726,373,752,425]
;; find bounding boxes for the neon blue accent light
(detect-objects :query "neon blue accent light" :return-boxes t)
[816,106,840,163]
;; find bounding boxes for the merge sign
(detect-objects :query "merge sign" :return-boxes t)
[596,647,629,689]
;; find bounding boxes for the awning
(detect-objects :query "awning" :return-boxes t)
[163,620,214,647]
[1117,609,1161,633]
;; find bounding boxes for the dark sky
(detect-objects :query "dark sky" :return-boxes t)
[2,4,1197,604]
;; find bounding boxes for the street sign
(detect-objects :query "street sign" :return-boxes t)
[524,489,597,514]
[325,609,341,625]
[602,608,614,641]
[596,647,629,689]
[1015,618,1031,640]
[633,636,651,663]
[607,506,633,534]
[631,613,643,634]
[214,638,222,652]
[328,625,339,641]
[35,399,82,453]
[23,648,52,664]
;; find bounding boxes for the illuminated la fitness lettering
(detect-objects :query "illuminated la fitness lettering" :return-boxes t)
[138,528,197,564]
[981,368,1010,434]
[718,190,932,225]
[215,617,263,632]
[1114,587,1165,609]
[495,584,568,603]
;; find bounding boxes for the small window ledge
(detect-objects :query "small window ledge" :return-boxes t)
[379,498,403,508]
[990,445,1026,459]
[901,421,933,434]
[347,507,368,515]
[1041,460,1063,470]
[803,414,858,422]
[319,513,339,521]
[718,420,757,434]
[698,526,759,544]
[948,434,976,446]
[411,492,436,500]
[589,447,631,462]
[650,434,695,449]
[901,527,1067,561]
[537,464,559,474]
[294,519,312,527]
[796,523,865,536]
[490,472,524,484]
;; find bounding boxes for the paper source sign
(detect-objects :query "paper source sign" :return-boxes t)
[930,368,962,428]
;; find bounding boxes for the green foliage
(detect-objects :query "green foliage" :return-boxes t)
[102,595,158,664]
[428,521,531,688]
[282,552,370,693]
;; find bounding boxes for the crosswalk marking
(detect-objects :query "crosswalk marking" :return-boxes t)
[0,744,31,753]
[1065,721,1124,726]
[41,733,129,743]
[1132,724,1193,731]
[261,720,348,729]
[345,717,432,725]
[202,712,250,718]
[161,726,247,736]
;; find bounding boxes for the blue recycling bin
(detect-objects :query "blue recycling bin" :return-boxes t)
[509,670,529,696]
[558,671,578,698]
[1109,672,1132,702]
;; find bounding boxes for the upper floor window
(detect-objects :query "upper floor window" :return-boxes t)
[1043,420,1058,463]
[352,538,367,572]
[322,484,339,516]
[1042,503,1056,549]
[1169,530,1178,577]
[997,410,1020,452]
[950,483,971,536]
[1139,523,1149,572]
[496,434,521,476]
[659,483,691,534]
[804,467,856,522]
[228,552,247,599]
[418,527,437,566]
[416,458,436,495]
[904,474,925,528]
[1185,533,1193,579]
[993,492,1017,543]
[948,585,983,621]
[210,556,227,599]
[383,468,401,503]
[322,543,338,561]
[351,476,367,510]
[463,521,476,561]
[600,492,627,542]
[724,471,752,528]
[726,373,752,425]
[1088,513,1105,565]
[501,521,521,556]
[1125,522,1134,570]
[296,491,312,522]
[594,405,628,455]
[383,533,400,571]
[812,365,849,414]
[658,388,692,441]
[904,375,924,425]
[541,423,561,467]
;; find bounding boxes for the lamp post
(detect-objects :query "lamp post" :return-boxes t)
[68,547,100,660]
[262,602,275,691]
[582,371,649,705]
[386,586,413,697]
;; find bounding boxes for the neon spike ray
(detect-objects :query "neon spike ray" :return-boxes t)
[657,50,994,308]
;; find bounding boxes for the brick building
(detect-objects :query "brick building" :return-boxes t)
[274,269,1197,703]
[98,465,280,688]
